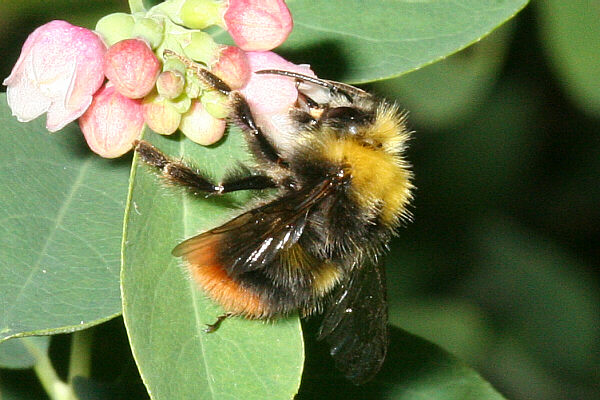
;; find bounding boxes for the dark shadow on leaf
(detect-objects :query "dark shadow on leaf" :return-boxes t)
[51,122,134,171]
[298,321,464,399]
[278,40,350,81]
[49,123,93,160]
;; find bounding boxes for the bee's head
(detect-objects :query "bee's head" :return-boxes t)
[320,106,375,136]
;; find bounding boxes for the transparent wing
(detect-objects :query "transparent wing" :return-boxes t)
[318,258,388,384]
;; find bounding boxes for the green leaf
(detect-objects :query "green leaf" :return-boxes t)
[537,0,600,117]
[0,337,49,369]
[465,217,600,376]
[372,22,514,130]
[0,94,128,342]
[121,130,303,400]
[388,300,491,364]
[279,0,529,83]
[0,336,55,399]
[298,326,507,399]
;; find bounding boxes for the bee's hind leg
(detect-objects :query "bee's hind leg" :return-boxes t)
[204,312,234,333]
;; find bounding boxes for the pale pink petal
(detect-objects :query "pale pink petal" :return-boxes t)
[5,70,52,122]
[3,20,106,132]
[240,51,314,116]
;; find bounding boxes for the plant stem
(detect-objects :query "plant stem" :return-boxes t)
[68,329,93,383]
[23,337,77,400]
[129,0,146,14]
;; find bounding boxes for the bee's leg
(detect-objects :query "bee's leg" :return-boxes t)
[297,91,322,110]
[229,93,285,166]
[292,91,326,127]
[163,52,287,166]
[204,312,233,333]
[134,140,276,195]
[164,49,232,96]
[220,174,277,193]
[194,68,232,96]
[191,68,286,166]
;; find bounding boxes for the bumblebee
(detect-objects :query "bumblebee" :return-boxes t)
[135,64,413,384]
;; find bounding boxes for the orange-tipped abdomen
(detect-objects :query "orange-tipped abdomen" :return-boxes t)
[179,235,271,319]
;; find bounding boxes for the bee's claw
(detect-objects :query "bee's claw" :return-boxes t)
[204,312,233,333]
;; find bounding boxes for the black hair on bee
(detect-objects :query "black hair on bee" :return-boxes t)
[135,60,413,384]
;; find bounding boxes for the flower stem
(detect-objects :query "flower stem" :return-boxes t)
[129,0,146,14]
[68,329,93,383]
[23,337,77,400]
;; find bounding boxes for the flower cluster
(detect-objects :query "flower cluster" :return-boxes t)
[3,0,306,158]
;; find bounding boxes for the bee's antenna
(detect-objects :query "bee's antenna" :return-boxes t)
[255,69,361,103]
[255,70,333,89]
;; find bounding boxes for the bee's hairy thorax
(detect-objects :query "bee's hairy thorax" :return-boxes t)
[290,102,413,231]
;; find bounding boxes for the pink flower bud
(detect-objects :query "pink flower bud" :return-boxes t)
[79,83,144,158]
[224,0,293,51]
[104,39,160,99]
[143,93,182,135]
[156,70,185,99]
[179,100,226,145]
[241,51,314,116]
[3,20,106,132]
[211,46,250,90]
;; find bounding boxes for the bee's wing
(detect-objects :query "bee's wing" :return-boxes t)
[318,258,388,384]
[173,199,306,274]
[173,180,333,275]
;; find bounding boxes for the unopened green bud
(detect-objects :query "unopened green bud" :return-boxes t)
[185,69,202,99]
[180,0,225,29]
[201,90,229,119]
[163,56,187,76]
[132,16,165,49]
[95,13,135,46]
[171,93,192,114]
[182,31,220,65]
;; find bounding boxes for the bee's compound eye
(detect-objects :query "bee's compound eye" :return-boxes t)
[324,107,367,122]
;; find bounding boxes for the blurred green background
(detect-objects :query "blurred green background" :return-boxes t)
[0,1,598,400]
